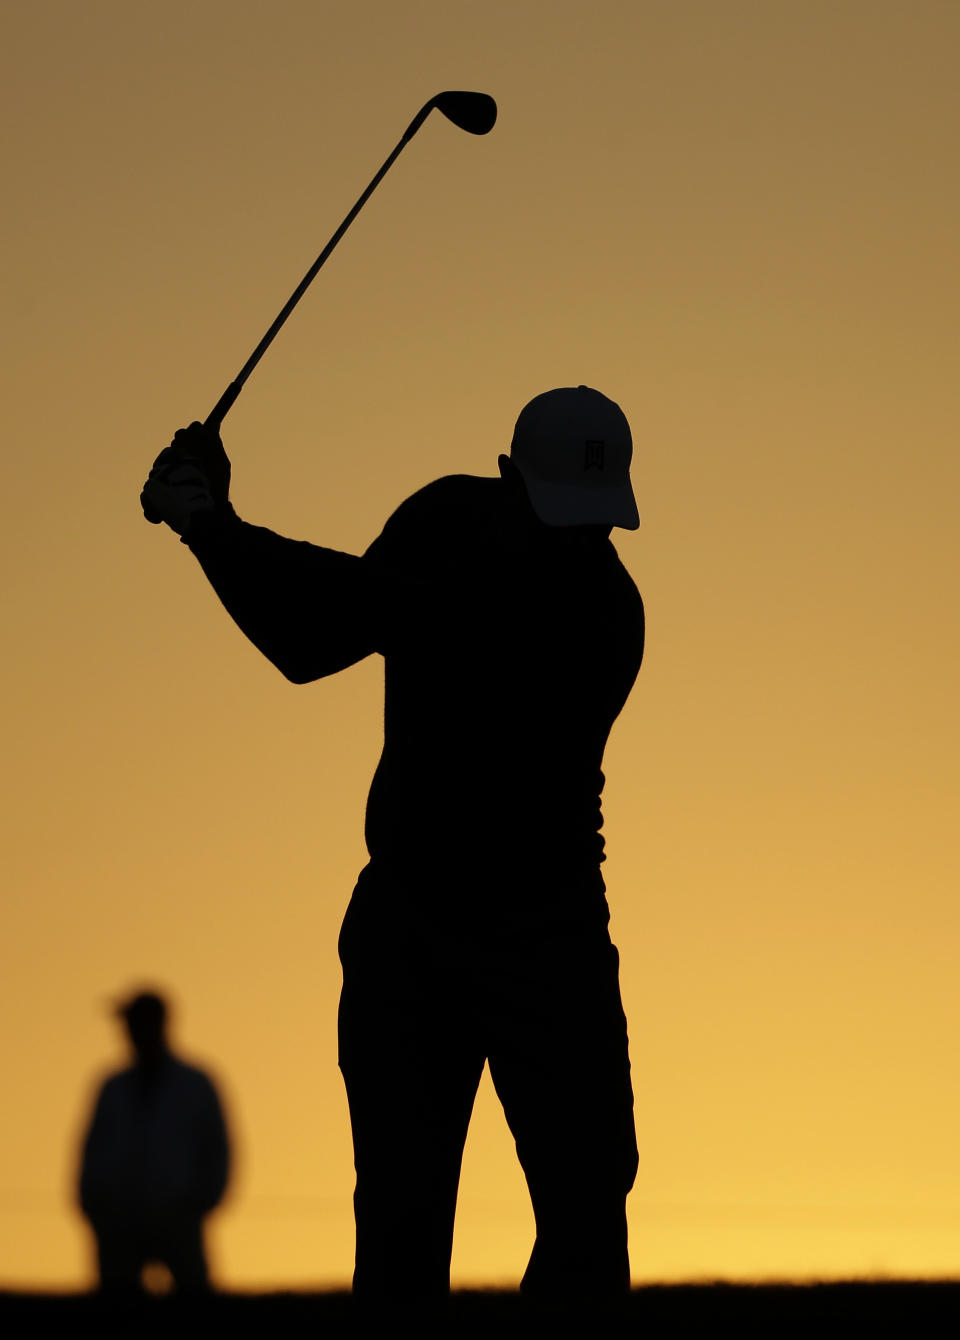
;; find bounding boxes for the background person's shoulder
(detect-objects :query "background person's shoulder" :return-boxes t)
[170,1055,220,1088]
[90,1066,131,1100]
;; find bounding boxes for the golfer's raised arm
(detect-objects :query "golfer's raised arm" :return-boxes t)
[140,423,392,682]
[186,514,389,682]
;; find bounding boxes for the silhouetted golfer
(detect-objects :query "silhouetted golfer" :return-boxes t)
[78,989,230,1294]
[140,385,644,1301]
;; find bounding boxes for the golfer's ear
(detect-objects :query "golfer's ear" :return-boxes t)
[499,455,529,505]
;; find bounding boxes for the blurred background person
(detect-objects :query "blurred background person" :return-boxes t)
[77,988,230,1294]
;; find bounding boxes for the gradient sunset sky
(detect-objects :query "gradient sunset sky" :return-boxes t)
[3,0,959,1288]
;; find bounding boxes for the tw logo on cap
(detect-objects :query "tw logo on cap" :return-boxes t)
[583,440,606,471]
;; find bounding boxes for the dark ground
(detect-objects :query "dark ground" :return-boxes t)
[2,1283,960,1335]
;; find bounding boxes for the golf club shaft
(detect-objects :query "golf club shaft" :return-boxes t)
[204,103,435,431]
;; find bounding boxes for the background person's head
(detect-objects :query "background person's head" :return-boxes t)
[116,989,169,1065]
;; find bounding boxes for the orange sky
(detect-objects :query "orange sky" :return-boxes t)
[3,0,960,1289]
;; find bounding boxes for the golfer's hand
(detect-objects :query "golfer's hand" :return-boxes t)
[140,422,231,531]
[140,452,216,535]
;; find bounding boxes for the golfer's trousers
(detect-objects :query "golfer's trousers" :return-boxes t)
[337,864,639,1299]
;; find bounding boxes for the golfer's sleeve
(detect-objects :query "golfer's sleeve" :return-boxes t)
[184,509,393,681]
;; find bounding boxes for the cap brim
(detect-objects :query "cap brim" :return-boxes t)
[521,473,640,530]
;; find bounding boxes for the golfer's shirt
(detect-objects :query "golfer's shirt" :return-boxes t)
[186,474,644,926]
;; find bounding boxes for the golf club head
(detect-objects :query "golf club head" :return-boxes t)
[432,91,497,136]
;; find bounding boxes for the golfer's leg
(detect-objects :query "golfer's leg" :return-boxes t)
[486,927,638,1298]
[338,878,485,1299]
[340,1047,483,1299]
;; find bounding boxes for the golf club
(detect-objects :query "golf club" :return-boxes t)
[144,90,496,522]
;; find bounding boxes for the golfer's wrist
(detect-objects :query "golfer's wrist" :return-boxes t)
[181,501,239,547]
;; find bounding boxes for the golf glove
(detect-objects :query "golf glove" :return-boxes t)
[140,455,217,536]
[140,422,232,533]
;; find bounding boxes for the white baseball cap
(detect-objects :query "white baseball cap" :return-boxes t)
[509,386,640,530]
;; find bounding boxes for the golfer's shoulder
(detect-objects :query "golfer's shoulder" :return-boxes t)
[394,474,493,522]
[372,474,495,547]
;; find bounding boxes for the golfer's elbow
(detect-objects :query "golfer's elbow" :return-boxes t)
[279,664,317,685]
[271,647,373,683]
[250,633,336,682]
[257,623,379,682]
[270,652,318,684]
